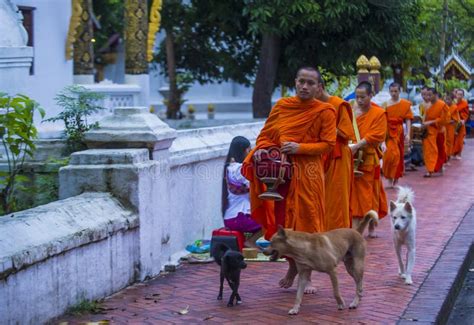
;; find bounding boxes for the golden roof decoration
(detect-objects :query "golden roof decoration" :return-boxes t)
[369,56,381,73]
[65,0,83,60]
[356,55,370,73]
[147,0,162,62]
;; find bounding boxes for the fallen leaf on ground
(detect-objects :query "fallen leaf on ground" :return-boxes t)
[178,305,190,315]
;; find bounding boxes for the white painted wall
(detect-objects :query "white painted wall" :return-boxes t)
[13,0,73,124]
[0,192,139,325]
[0,117,264,324]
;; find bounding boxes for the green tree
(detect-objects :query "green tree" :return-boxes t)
[0,93,45,214]
[243,0,321,117]
[155,0,420,117]
[154,0,259,118]
[45,85,105,155]
[407,0,474,73]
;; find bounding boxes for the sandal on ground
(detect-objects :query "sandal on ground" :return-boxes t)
[423,173,432,178]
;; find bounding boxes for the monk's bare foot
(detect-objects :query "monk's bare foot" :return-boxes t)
[279,260,297,288]
[304,281,317,294]
[386,179,393,189]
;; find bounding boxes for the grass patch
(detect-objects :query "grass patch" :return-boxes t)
[67,299,102,315]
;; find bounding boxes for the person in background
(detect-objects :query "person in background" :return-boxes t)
[452,89,470,159]
[222,136,262,250]
[444,93,460,163]
[349,81,388,238]
[422,88,449,177]
[382,83,413,188]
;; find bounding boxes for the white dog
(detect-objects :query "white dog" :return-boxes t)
[389,186,416,285]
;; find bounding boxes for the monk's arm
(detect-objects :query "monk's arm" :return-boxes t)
[336,103,355,141]
[354,112,387,152]
[296,109,336,155]
[255,106,279,147]
[460,106,470,122]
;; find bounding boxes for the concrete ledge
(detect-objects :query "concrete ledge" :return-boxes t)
[169,122,263,166]
[399,205,474,324]
[69,148,149,165]
[0,192,139,280]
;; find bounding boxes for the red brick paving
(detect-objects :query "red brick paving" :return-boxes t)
[59,140,474,324]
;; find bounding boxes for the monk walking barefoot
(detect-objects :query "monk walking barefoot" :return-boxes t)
[350,82,388,238]
[242,67,336,294]
[382,83,413,188]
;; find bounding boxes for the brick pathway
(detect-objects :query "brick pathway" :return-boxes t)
[59,140,474,324]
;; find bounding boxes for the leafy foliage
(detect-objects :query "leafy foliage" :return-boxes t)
[408,0,474,69]
[67,298,102,315]
[153,0,259,86]
[154,0,420,95]
[45,85,105,155]
[0,93,45,214]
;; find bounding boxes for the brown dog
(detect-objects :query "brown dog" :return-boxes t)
[263,210,378,315]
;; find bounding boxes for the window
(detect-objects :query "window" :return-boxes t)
[18,6,35,75]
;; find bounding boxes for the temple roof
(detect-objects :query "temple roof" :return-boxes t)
[432,51,473,78]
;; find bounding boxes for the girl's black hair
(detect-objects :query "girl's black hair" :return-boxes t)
[221,136,251,217]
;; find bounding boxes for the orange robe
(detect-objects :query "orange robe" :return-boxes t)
[422,100,449,173]
[453,99,470,156]
[382,99,413,180]
[445,104,460,157]
[324,96,355,230]
[350,104,388,220]
[242,97,336,239]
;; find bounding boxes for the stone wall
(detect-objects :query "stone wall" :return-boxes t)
[0,107,263,323]
[59,112,263,277]
[0,192,139,324]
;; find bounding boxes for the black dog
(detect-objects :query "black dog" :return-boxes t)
[212,243,247,307]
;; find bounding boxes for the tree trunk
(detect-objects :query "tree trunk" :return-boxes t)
[165,28,180,119]
[391,63,404,89]
[252,33,281,118]
[439,0,448,81]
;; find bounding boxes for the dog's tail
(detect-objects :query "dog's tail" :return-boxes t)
[356,210,379,234]
[396,186,415,204]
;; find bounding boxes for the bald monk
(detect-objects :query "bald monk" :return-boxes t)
[422,88,449,177]
[242,66,336,292]
[349,81,388,238]
[453,89,470,159]
[419,85,431,118]
[444,93,460,161]
[313,74,355,230]
[382,83,413,188]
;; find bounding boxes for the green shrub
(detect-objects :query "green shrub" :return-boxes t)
[0,93,45,214]
[45,85,105,155]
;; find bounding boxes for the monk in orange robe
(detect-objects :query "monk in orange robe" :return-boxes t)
[453,89,470,159]
[242,67,336,292]
[444,94,460,160]
[382,83,413,188]
[314,81,355,230]
[433,91,449,173]
[422,88,449,177]
[349,81,388,238]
